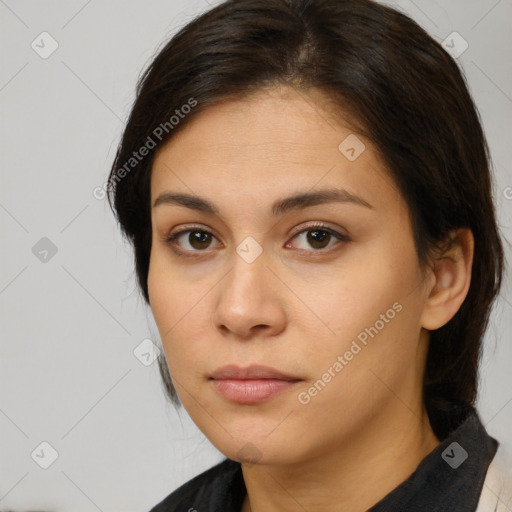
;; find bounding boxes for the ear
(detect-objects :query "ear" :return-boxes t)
[420,228,474,331]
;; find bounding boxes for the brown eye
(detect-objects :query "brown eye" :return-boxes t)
[165,223,349,257]
[188,231,212,250]
[166,228,220,254]
[306,230,332,249]
[289,225,350,252]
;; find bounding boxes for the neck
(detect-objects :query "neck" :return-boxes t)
[241,401,440,512]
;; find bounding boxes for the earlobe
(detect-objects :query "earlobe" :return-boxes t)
[420,228,474,331]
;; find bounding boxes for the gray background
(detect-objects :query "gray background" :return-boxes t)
[0,0,511,510]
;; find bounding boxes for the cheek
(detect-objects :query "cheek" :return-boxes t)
[147,256,175,332]
[147,253,213,383]
[147,255,184,360]
[293,237,425,392]
[298,237,420,337]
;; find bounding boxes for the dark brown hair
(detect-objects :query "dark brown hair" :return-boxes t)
[107,0,505,440]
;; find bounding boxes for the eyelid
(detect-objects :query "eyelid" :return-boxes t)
[289,221,349,239]
[166,223,216,239]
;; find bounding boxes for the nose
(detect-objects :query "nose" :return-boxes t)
[211,245,288,340]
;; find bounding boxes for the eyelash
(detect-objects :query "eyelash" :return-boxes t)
[164,222,350,257]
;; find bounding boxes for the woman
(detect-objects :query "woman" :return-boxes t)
[107,0,511,510]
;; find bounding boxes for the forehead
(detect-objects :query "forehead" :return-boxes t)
[150,86,404,218]
[154,86,355,166]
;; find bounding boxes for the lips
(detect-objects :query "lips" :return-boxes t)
[209,365,302,404]
[210,364,300,381]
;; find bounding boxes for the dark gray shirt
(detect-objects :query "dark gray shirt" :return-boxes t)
[149,404,498,512]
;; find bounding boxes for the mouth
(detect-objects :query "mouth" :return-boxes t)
[209,365,303,404]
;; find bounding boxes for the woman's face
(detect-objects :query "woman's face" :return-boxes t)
[148,86,435,465]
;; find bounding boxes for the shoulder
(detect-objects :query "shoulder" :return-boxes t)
[148,458,244,512]
[476,443,512,512]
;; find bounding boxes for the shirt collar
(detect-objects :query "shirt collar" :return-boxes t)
[222,404,498,511]
[368,404,498,511]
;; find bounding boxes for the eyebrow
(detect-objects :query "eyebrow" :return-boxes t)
[153,188,374,216]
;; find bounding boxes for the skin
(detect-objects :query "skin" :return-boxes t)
[147,85,474,512]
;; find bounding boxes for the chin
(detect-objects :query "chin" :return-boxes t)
[209,431,303,467]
